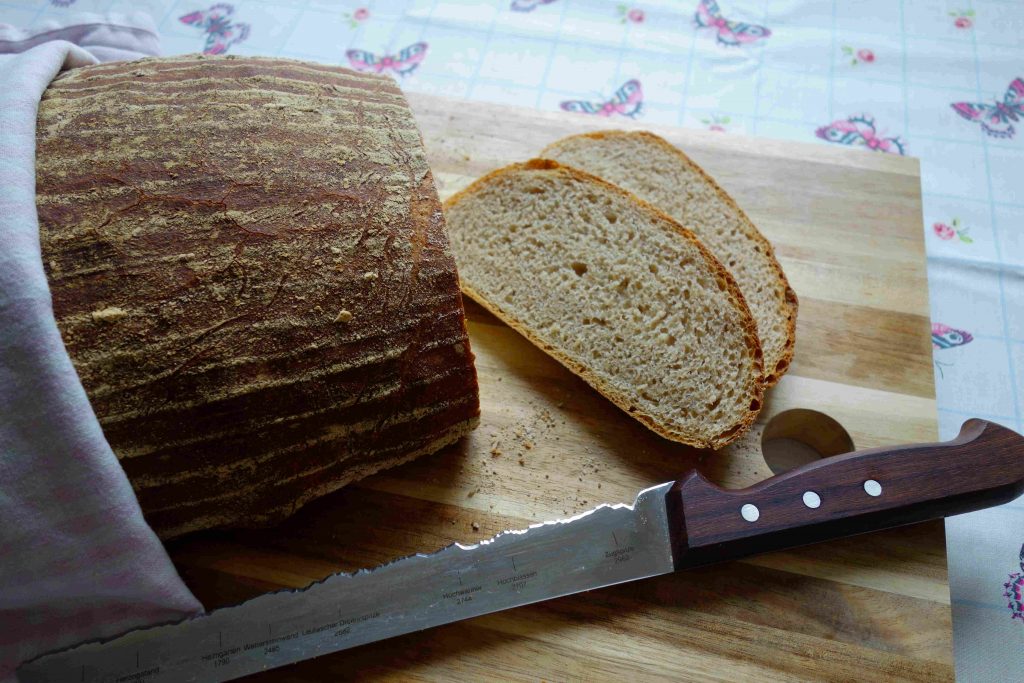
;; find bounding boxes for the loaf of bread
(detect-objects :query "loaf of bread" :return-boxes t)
[35,56,480,538]
[541,131,797,385]
[444,160,764,449]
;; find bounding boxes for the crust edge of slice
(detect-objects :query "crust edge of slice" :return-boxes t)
[444,158,765,450]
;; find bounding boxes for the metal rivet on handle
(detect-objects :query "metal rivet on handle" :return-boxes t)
[802,491,821,509]
[864,479,882,497]
[740,504,760,522]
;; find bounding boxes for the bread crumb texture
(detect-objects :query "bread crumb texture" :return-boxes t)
[445,160,763,449]
[36,56,480,538]
[542,131,796,385]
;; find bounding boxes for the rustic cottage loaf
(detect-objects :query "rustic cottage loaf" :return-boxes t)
[444,160,764,449]
[542,131,797,386]
[35,55,480,539]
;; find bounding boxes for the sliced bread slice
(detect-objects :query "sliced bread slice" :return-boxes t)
[541,130,797,386]
[444,159,764,449]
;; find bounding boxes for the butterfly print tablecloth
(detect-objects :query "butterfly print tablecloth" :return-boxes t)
[3,0,1023,679]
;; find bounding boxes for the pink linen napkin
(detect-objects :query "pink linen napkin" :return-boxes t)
[0,15,203,682]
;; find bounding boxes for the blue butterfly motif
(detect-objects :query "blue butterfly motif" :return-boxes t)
[951,78,1024,139]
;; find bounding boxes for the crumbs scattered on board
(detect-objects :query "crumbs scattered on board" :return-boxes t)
[462,394,620,519]
[486,399,560,467]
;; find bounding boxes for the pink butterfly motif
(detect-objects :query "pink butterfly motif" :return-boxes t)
[179,3,250,55]
[931,321,972,378]
[510,0,557,12]
[694,0,771,47]
[951,77,1024,139]
[346,43,428,77]
[931,322,973,350]
[560,80,643,119]
[1003,544,1024,623]
[815,114,906,155]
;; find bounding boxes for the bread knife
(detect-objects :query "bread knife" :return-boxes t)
[19,419,1024,683]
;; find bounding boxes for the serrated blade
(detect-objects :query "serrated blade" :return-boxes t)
[18,482,675,683]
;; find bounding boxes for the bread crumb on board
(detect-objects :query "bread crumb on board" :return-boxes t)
[91,306,127,323]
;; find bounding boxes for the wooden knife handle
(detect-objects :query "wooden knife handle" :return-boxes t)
[668,419,1024,569]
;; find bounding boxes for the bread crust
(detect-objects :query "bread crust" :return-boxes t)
[36,55,480,538]
[445,159,764,449]
[540,130,798,386]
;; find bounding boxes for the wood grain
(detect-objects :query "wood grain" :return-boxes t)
[166,94,944,681]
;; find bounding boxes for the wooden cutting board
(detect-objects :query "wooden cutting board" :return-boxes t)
[166,94,944,682]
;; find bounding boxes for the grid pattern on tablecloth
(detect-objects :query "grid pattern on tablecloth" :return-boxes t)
[2,0,1023,677]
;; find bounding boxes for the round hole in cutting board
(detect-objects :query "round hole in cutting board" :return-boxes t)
[760,409,855,476]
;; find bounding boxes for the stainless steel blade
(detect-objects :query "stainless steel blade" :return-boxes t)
[18,482,675,683]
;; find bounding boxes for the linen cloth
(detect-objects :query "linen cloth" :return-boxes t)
[0,15,202,682]
[1,0,1022,680]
